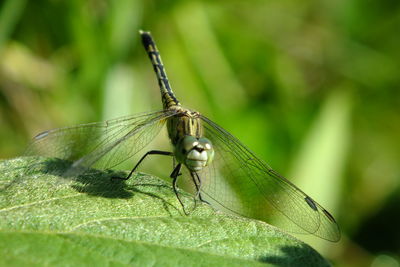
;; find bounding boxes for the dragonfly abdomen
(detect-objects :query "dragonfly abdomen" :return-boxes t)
[140,31,180,109]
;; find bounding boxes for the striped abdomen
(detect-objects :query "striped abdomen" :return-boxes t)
[140,31,180,109]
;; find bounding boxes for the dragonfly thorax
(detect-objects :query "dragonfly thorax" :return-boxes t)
[174,135,214,172]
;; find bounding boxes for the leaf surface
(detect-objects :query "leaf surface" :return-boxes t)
[0,158,329,267]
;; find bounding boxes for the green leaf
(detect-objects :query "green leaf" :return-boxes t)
[0,157,330,267]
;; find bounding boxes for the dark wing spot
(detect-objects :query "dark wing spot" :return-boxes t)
[322,209,337,223]
[305,196,318,211]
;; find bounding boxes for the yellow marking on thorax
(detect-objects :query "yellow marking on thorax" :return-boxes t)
[167,107,203,146]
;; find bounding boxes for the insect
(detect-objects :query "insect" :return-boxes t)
[18,31,340,242]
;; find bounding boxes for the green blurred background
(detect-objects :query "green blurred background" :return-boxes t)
[1,0,399,265]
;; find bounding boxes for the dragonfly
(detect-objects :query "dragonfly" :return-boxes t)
[17,31,340,242]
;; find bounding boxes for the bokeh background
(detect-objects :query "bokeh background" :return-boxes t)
[1,0,399,266]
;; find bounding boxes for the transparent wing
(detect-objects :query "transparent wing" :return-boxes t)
[23,110,177,178]
[190,115,340,242]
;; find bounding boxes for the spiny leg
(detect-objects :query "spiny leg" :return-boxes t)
[170,163,189,215]
[191,172,209,204]
[112,150,173,181]
[190,172,201,200]
[188,172,200,210]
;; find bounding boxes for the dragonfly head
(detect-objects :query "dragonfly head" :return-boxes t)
[175,135,214,171]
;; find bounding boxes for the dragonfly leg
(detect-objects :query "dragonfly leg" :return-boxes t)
[171,157,185,177]
[170,163,189,215]
[112,150,173,181]
[191,172,209,204]
[190,172,201,200]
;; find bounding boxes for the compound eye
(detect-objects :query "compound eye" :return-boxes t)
[204,142,212,150]
[183,136,198,150]
[198,138,213,150]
